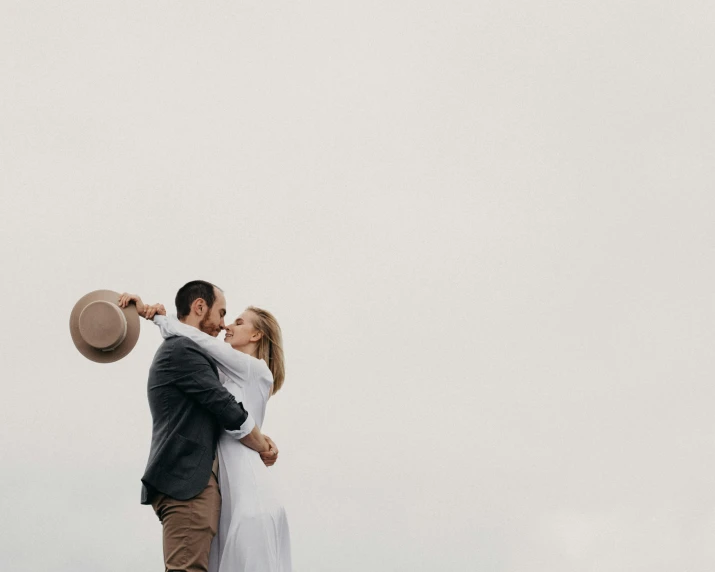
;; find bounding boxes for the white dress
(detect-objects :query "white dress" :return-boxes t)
[153,315,293,572]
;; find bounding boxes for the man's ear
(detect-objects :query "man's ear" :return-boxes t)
[191,298,207,317]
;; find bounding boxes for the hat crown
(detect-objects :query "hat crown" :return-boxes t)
[78,300,127,351]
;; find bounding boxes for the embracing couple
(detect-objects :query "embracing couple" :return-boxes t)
[120,280,292,572]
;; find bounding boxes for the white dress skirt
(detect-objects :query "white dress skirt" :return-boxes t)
[153,315,293,572]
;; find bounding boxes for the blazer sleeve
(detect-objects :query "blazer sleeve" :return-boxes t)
[169,341,256,433]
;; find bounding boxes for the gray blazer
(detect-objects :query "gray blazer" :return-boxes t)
[140,335,252,504]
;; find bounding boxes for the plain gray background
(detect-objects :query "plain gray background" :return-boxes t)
[1,1,714,570]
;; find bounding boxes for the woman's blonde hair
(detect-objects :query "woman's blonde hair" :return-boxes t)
[246,306,285,394]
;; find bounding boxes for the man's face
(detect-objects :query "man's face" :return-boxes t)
[199,288,226,337]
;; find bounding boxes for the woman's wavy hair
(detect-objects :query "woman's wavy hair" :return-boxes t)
[246,306,285,394]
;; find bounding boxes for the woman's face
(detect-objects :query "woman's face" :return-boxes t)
[223,310,261,350]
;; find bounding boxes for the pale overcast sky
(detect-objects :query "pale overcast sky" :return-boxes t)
[2,1,714,571]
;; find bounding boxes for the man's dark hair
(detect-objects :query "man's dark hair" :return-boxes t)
[175,280,222,320]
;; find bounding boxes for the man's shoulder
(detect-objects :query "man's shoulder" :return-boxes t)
[163,335,201,349]
[154,335,200,356]
[153,336,218,368]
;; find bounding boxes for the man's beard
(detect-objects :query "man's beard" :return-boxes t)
[199,313,220,337]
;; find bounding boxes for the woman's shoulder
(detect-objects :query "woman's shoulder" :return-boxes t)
[248,355,274,384]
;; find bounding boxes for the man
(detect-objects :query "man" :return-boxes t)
[120,281,277,572]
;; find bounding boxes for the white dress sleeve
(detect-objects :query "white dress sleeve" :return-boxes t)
[152,315,252,380]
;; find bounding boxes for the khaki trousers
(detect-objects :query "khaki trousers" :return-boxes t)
[151,472,221,572]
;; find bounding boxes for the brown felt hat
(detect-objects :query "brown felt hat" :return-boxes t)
[69,289,140,363]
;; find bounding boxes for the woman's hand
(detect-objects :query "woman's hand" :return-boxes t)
[144,303,167,319]
[118,293,145,316]
[119,293,167,320]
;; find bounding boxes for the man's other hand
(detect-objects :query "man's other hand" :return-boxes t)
[260,435,279,467]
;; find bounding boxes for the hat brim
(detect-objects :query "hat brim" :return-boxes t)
[69,289,140,363]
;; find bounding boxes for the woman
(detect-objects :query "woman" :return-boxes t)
[129,296,292,572]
